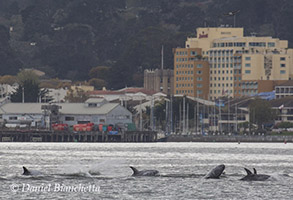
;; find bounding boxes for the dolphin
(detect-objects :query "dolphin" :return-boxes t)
[240,168,270,181]
[204,164,225,179]
[130,166,159,176]
[22,166,41,176]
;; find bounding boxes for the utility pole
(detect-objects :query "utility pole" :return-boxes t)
[235,103,238,132]
[197,94,199,134]
[139,97,142,131]
[165,100,169,134]
[183,96,186,133]
[150,96,154,131]
[170,94,174,133]
[22,87,24,103]
[186,103,189,133]
[194,105,197,133]
[219,98,222,133]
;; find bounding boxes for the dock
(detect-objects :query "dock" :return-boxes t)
[0,130,157,142]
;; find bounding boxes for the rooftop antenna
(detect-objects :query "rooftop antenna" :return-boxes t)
[161,45,164,70]
[223,10,240,27]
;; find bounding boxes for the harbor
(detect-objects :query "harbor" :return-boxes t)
[1,128,293,143]
[161,133,293,143]
[0,130,157,142]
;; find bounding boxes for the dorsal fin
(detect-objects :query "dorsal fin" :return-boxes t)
[253,168,257,174]
[23,166,30,175]
[130,166,139,175]
[244,168,252,175]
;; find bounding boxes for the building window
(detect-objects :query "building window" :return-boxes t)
[268,42,275,47]
[280,70,286,74]
[245,63,251,67]
[197,71,202,74]
[191,51,197,56]
[280,57,286,61]
[197,64,203,68]
[65,116,74,121]
[197,77,202,81]
[280,64,286,68]
[9,116,17,120]
[245,57,251,61]
[197,84,202,88]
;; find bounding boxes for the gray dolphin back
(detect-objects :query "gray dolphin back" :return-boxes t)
[241,168,270,181]
[205,164,225,179]
[130,166,159,176]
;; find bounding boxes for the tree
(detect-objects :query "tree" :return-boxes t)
[10,70,48,102]
[248,99,277,130]
[88,78,106,90]
[0,75,17,85]
[89,66,111,79]
[64,88,89,103]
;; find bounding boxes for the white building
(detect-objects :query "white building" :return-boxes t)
[0,98,133,128]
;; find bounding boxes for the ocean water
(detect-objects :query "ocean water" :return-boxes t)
[0,142,293,200]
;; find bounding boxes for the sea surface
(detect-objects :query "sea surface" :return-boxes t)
[0,142,293,200]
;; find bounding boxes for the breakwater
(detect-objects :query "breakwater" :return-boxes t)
[161,134,293,143]
[0,130,157,142]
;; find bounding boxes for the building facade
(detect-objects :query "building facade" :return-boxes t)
[173,48,210,99]
[275,80,293,99]
[144,69,174,95]
[0,98,132,128]
[176,27,293,100]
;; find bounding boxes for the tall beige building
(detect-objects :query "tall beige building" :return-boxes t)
[182,27,293,100]
[173,48,210,99]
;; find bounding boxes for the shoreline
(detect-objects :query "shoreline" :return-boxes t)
[159,135,293,143]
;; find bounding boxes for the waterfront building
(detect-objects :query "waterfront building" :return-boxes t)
[275,80,293,99]
[271,97,293,124]
[0,98,132,128]
[175,27,293,100]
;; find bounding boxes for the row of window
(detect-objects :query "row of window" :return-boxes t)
[209,89,259,95]
[176,70,194,75]
[211,83,233,87]
[210,64,236,68]
[245,63,285,68]
[176,64,203,68]
[176,77,194,81]
[211,70,234,74]
[175,57,203,62]
[209,57,235,61]
[176,90,194,94]
[210,83,244,87]
[176,83,194,88]
[176,90,203,94]
[176,77,203,81]
[212,42,275,48]
[210,90,233,94]
[210,76,240,81]
[239,70,286,74]
[175,51,198,56]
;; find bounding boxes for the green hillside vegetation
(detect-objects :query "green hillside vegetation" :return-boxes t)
[0,0,292,89]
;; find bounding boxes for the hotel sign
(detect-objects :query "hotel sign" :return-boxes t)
[199,33,208,38]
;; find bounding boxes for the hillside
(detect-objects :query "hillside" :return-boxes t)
[0,0,292,89]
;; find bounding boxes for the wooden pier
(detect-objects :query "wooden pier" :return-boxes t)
[0,130,157,142]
